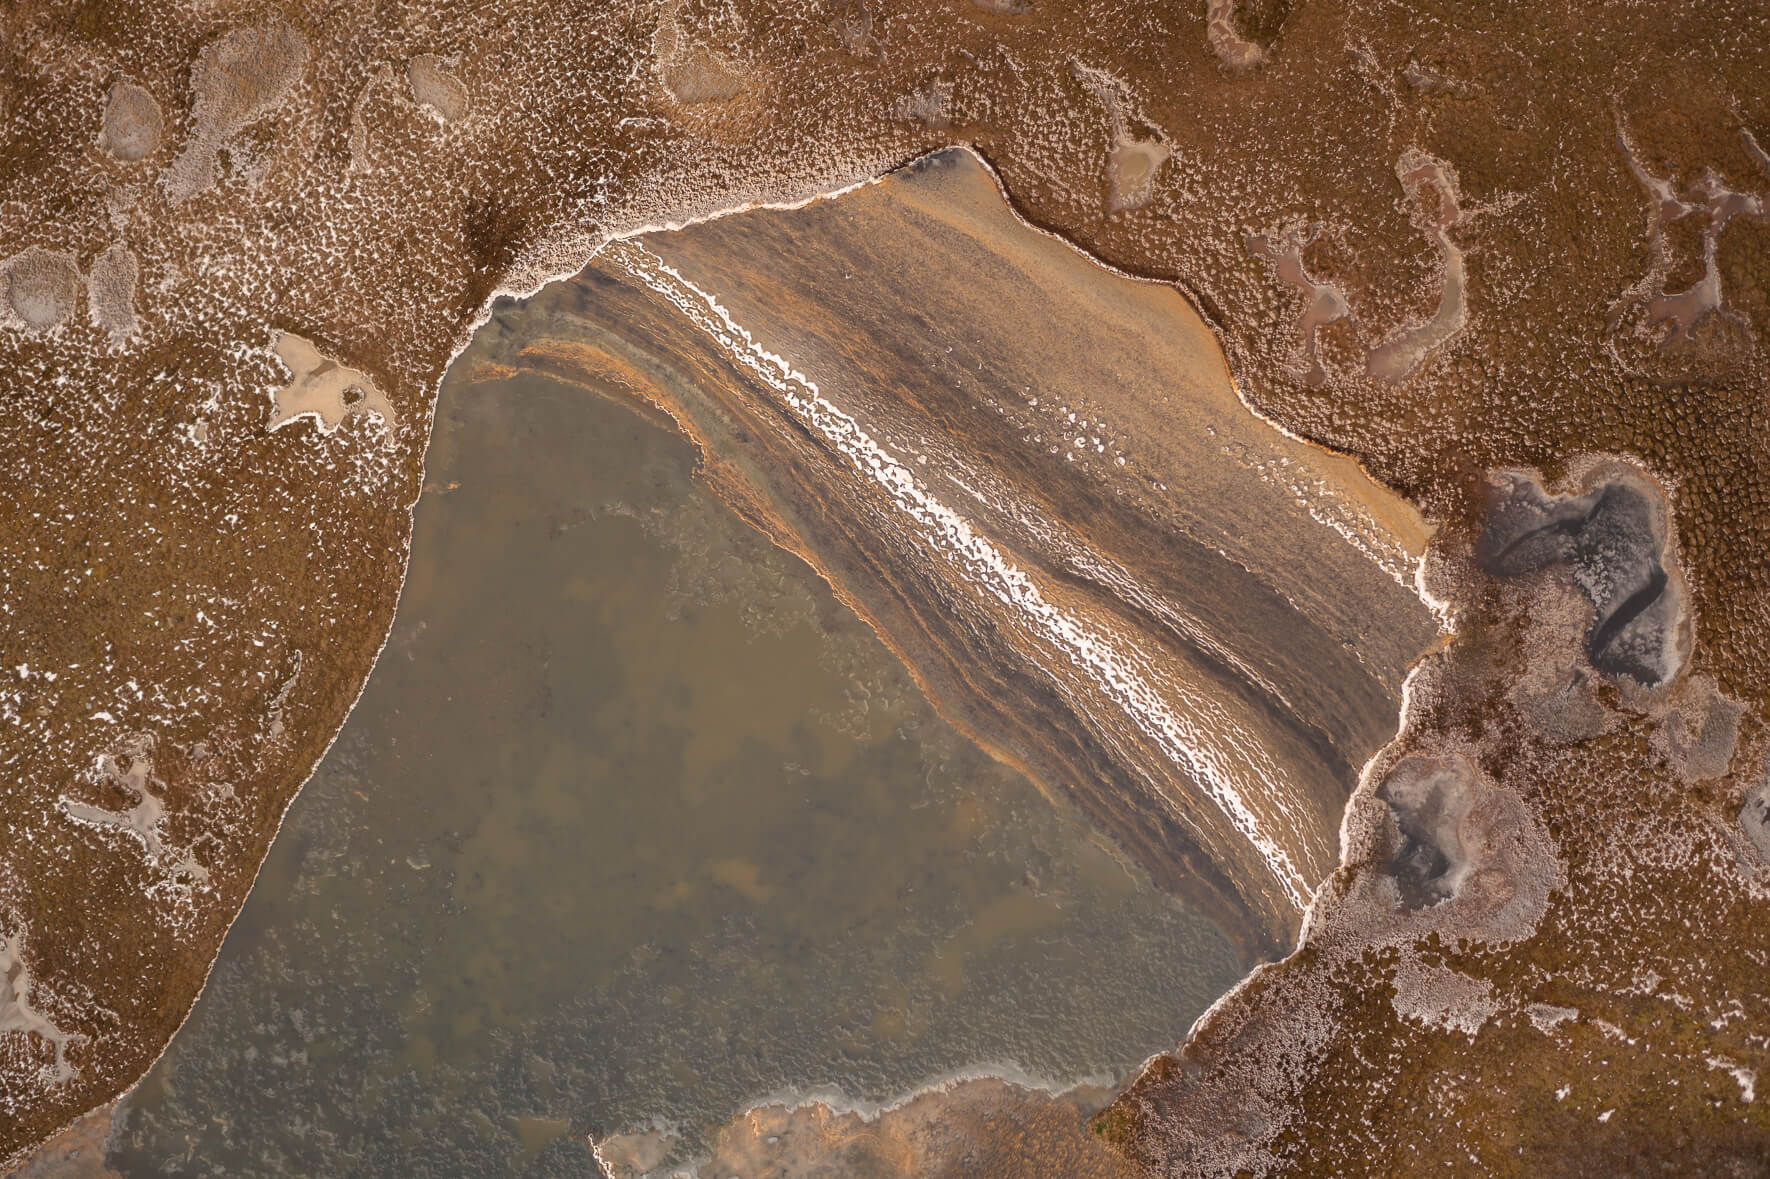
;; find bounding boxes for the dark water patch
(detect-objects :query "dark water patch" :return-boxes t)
[106,342,1245,1177]
[1374,756,1476,910]
[1479,471,1684,687]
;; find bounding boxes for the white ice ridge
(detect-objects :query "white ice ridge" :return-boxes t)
[606,239,1312,909]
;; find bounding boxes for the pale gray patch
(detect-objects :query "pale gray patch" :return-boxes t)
[893,77,953,129]
[266,331,398,435]
[6,247,81,331]
[1335,749,1564,949]
[1390,956,1498,1036]
[1661,676,1743,782]
[99,81,164,162]
[407,54,469,123]
[1107,136,1170,212]
[661,51,745,104]
[163,21,309,205]
[87,242,140,346]
[1247,224,1350,387]
[1205,0,1265,70]
[60,735,209,884]
[1739,773,1770,866]
[1527,1002,1580,1034]
[0,926,79,1085]
[1367,150,1467,383]
[1376,755,1478,908]
[1480,470,1686,687]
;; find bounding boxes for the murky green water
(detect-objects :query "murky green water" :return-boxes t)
[109,310,1246,1176]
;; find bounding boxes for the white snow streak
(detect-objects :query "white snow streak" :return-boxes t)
[606,240,1311,908]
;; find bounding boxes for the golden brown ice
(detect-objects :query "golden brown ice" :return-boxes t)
[509,148,1436,953]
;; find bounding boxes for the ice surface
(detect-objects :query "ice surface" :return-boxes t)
[1480,471,1686,687]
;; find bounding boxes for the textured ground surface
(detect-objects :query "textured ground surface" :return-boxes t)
[3,0,1769,1171]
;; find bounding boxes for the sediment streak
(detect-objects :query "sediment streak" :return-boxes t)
[605,238,1313,909]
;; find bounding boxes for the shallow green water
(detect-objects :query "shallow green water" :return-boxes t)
[110,311,1246,1176]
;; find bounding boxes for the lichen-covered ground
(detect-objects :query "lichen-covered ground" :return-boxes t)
[3,0,1768,1170]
